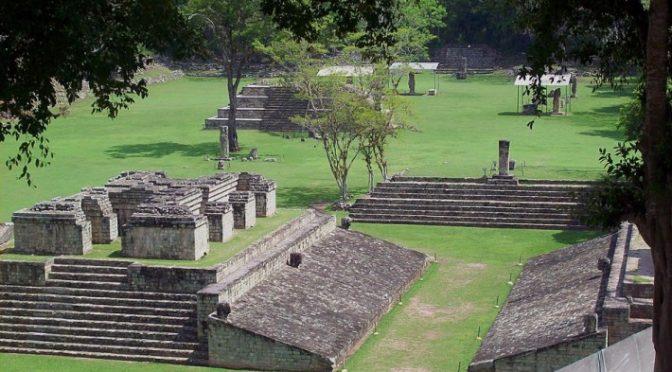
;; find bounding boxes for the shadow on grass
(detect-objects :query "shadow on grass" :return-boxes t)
[552,229,604,245]
[106,142,217,159]
[578,128,624,140]
[278,186,340,208]
[588,86,635,99]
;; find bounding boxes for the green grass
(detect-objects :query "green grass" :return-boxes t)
[344,224,603,371]
[0,208,303,267]
[0,74,630,221]
[0,72,630,371]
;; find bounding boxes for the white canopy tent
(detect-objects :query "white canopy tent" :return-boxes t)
[515,74,572,114]
[390,62,440,93]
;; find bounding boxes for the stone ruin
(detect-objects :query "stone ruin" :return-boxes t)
[469,222,653,372]
[11,171,277,260]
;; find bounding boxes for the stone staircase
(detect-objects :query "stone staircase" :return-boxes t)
[204,85,309,132]
[0,258,206,364]
[349,177,594,230]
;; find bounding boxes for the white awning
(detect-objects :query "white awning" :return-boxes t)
[514,74,571,86]
[317,65,374,77]
[390,62,439,72]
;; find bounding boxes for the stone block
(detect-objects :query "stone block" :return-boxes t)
[229,191,256,229]
[205,202,234,242]
[122,205,209,260]
[79,188,118,243]
[12,201,92,255]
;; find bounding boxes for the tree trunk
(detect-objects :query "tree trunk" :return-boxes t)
[227,88,240,152]
[639,0,670,370]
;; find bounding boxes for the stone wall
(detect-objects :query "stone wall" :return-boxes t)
[12,201,92,255]
[126,264,220,293]
[470,332,607,372]
[0,260,53,286]
[208,316,333,372]
[122,205,209,260]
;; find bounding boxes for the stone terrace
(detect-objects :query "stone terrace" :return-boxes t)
[349,176,593,230]
[204,84,309,132]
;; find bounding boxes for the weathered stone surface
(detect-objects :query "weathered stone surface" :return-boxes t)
[205,202,234,242]
[127,263,219,293]
[208,225,430,370]
[122,205,209,260]
[469,234,613,371]
[0,260,52,285]
[0,223,13,245]
[229,191,256,229]
[78,188,118,243]
[236,172,277,217]
[12,201,92,255]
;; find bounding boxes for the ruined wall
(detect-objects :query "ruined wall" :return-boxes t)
[205,202,234,242]
[0,260,53,285]
[127,264,221,293]
[12,201,92,255]
[469,332,607,372]
[208,316,333,372]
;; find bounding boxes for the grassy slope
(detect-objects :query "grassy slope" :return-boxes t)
[0,73,630,371]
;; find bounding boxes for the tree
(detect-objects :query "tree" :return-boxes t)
[511,0,671,369]
[0,0,196,184]
[260,0,401,61]
[388,0,445,94]
[185,0,274,154]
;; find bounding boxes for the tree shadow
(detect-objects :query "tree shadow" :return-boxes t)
[278,186,340,209]
[106,142,217,159]
[552,229,605,245]
[577,128,624,140]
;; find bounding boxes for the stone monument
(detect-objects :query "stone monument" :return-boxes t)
[552,88,562,115]
[219,125,229,159]
[408,72,416,95]
[489,140,518,184]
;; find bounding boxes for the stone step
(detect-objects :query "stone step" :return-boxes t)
[46,279,128,290]
[217,107,266,119]
[48,272,127,283]
[630,298,653,320]
[0,291,196,309]
[0,346,206,365]
[350,215,585,230]
[373,185,582,197]
[370,191,576,203]
[353,197,579,209]
[0,285,197,301]
[0,314,197,334]
[0,338,202,358]
[349,212,578,225]
[351,201,575,214]
[50,264,128,275]
[378,180,592,192]
[52,258,132,267]
[236,95,267,108]
[0,331,200,350]
[0,300,196,317]
[0,308,196,326]
[349,208,576,221]
[0,323,197,342]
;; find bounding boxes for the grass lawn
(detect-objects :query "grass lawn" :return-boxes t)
[0,72,630,371]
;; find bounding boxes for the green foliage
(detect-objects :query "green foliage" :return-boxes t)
[390,0,446,62]
[260,0,400,61]
[0,0,197,185]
